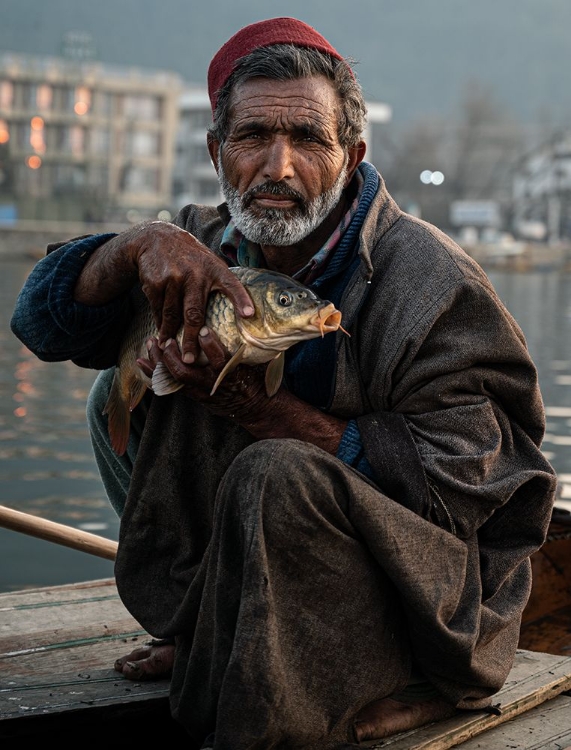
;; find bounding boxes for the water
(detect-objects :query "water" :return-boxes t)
[1,259,118,592]
[1,258,571,594]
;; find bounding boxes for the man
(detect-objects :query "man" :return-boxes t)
[10,17,556,750]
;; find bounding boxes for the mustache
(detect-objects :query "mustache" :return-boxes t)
[242,181,305,208]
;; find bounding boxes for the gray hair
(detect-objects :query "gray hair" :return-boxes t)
[208,44,367,149]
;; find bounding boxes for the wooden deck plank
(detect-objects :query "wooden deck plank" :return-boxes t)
[362,651,571,749]
[2,580,571,746]
[452,693,571,750]
[0,577,147,677]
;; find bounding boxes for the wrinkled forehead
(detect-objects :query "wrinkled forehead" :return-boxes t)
[227,76,341,129]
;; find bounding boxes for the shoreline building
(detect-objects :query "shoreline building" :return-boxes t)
[0,49,392,225]
[0,51,182,224]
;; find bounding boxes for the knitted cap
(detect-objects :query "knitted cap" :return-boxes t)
[207,17,349,113]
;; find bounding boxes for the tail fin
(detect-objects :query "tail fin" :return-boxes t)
[103,369,148,456]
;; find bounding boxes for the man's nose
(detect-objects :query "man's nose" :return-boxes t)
[262,138,295,182]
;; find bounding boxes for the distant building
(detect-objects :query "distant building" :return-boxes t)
[512,133,571,243]
[172,86,221,211]
[0,52,182,223]
[0,50,392,223]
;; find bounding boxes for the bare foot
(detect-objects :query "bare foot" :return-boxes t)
[351,696,458,743]
[114,640,175,681]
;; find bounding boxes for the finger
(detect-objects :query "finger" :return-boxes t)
[218,273,255,319]
[161,338,195,380]
[136,357,154,378]
[146,337,163,364]
[197,326,227,369]
[179,287,210,365]
[157,281,184,347]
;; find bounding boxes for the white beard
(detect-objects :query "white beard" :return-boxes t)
[217,157,348,246]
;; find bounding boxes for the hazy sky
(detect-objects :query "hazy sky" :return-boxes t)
[1,0,570,126]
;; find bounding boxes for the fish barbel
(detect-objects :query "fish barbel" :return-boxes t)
[103,266,344,455]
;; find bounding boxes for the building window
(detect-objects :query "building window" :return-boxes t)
[188,110,212,130]
[74,86,91,116]
[54,164,86,190]
[191,143,212,165]
[55,125,85,155]
[94,91,112,117]
[196,179,221,199]
[62,86,77,113]
[128,130,160,157]
[91,128,110,156]
[121,165,159,193]
[0,118,9,144]
[0,80,14,110]
[124,95,161,121]
[36,84,53,111]
[70,126,84,156]
[15,122,31,149]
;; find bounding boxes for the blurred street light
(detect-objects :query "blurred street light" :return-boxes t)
[420,169,445,185]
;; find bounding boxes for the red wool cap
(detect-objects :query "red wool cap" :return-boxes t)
[207,17,350,113]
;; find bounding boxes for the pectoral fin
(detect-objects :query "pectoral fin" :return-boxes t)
[265,352,284,397]
[210,343,248,395]
[152,362,186,396]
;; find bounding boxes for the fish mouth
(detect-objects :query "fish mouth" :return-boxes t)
[312,304,343,337]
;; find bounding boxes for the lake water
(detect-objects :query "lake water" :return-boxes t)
[1,257,571,593]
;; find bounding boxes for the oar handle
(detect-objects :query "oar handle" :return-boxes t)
[0,504,118,561]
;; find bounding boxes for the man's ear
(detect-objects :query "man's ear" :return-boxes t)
[344,141,367,187]
[207,133,220,173]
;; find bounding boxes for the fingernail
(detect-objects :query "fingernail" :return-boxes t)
[199,326,209,337]
[146,339,153,351]
[183,352,194,363]
[243,305,255,316]
[125,661,142,676]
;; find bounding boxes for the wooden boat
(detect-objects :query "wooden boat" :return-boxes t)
[0,503,570,747]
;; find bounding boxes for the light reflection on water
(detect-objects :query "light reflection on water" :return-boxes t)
[1,258,571,593]
[1,258,118,592]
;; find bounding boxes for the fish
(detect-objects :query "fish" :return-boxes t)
[103,266,345,456]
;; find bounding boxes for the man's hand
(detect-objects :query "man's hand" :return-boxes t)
[138,331,274,424]
[73,220,255,365]
[137,332,349,454]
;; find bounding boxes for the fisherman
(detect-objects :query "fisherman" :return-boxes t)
[10,17,556,750]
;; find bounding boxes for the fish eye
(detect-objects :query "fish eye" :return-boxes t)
[278,292,293,306]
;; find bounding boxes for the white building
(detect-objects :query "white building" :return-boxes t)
[0,49,393,222]
[0,52,182,223]
[512,133,571,243]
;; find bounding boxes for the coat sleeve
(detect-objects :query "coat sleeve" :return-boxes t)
[356,276,556,540]
[10,233,130,369]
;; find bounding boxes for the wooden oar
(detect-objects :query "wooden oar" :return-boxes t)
[0,504,118,561]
